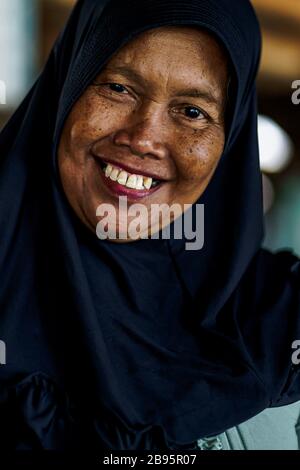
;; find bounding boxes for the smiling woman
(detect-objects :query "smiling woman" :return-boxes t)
[58,26,228,240]
[0,0,300,453]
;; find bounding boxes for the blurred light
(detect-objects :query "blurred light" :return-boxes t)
[258,115,293,173]
[0,0,37,109]
[262,173,275,214]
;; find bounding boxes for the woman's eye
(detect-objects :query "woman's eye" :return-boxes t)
[107,83,128,94]
[184,106,205,120]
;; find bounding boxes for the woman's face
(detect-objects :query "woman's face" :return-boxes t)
[58,26,229,241]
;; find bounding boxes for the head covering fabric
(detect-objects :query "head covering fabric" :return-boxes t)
[1,0,300,451]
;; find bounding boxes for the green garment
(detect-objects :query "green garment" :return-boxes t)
[197,402,300,450]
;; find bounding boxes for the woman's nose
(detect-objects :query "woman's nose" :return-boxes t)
[113,112,169,160]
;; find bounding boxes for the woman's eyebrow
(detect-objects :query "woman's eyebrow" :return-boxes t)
[174,88,219,106]
[102,65,220,106]
[102,65,149,86]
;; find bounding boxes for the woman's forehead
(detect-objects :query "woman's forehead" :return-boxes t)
[98,26,229,95]
[110,26,227,62]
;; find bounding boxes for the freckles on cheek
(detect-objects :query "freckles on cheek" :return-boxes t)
[192,133,224,171]
[176,133,224,188]
[68,120,96,148]
[67,96,117,148]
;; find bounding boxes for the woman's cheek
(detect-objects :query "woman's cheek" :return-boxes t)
[68,118,97,147]
[191,129,225,173]
[174,145,213,181]
[82,89,134,130]
[173,130,224,190]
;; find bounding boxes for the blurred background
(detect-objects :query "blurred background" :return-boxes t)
[0,0,299,253]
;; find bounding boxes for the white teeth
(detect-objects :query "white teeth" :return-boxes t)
[109,168,120,181]
[136,175,144,190]
[117,171,128,186]
[126,174,137,189]
[103,162,158,190]
[143,177,152,190]
[105,164,113,178]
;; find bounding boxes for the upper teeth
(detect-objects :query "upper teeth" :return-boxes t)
[103,163,156,190]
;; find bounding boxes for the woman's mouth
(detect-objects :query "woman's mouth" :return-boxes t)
[97,160,165,200]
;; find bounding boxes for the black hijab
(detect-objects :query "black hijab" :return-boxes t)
[1,0,300,451]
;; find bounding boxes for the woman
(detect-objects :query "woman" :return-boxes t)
[0,0,300,451]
